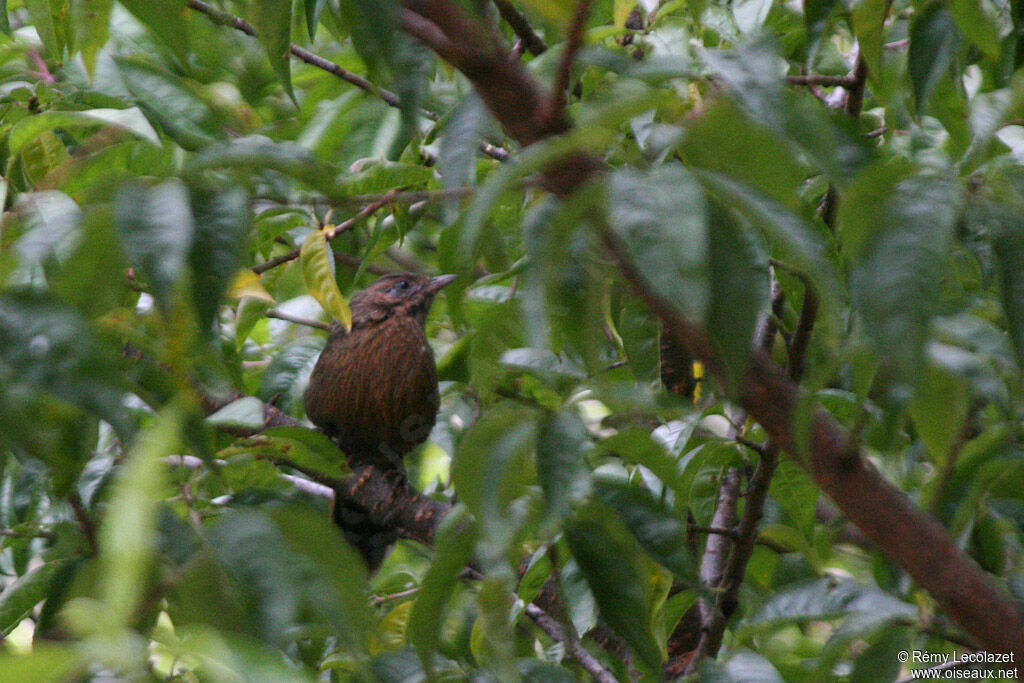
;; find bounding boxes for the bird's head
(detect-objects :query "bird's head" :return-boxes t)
[350,273,456,327]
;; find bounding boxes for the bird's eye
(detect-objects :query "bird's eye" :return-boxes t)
[390,279,410,297]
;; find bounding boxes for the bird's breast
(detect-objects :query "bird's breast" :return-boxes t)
[305,316,439,465]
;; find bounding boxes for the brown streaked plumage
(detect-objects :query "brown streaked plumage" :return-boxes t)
[304,272,455,468]
[304,272,454,568]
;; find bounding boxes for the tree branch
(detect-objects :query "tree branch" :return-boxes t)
[252,192,398,274]
[197,395,451,547]
[524,604,618,683]
[493,0,548,56]
[547,0,593,125]
[265,309,331,330]
[392,0,1024,660]
[786,74,856,87]
[187,0,509,162]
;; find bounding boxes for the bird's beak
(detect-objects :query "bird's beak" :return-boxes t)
[425,274,457,295]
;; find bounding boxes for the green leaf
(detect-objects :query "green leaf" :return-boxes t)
[909,361,968,463]
[744,577,915,630]
[908,3,961,113]
[849,174,964,381]
[0,646,80,683]
[337,0,400,79]
[439,93,489,203]
[804,0,838,50]
[114,179,194,316]
[24,0,64,62]
[767,460,818,535]
[115,56,219,151]
[700,37,874,186]
[949,0,1000,59]
[679,98,806,212]
[72,0,113,74]
[452,404,536,559]
[188,185,249,336]
[8,108,159,157]
[262,425,351,480]
[698,650,785,682]
[852,0,887,80]
[10,190,82,285]
[0,290,132,440]
[515,0,574,25]
[597,425,684,494]
[267,503,374,652]
[252,0,295,102]
[0,560,68,637]
[17,132,71,189]
[694,171,841,313]
[199,503,373,650]
[565,501,663,670]
[118,0,188,60]
[499,348,586,381]
[991,210,1024,368]
[98,405,182,627]
[849,625,907,683]
[706,202,769,388]
[304,0,327,38]
[207,397,266,430]
[594,478,700,587]
[536,409,592,526]
[606,164,709,323]
[258,338,324,415]
[51,208,128,317]
[334,161,434,196]
[408,508,477,672]
[300,229,352,329]
[186,136,343,195]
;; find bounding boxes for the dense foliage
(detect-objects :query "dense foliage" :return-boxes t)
[1,0,1023,680]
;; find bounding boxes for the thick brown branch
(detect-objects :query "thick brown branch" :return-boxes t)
[402,0,568,147]
[394,0,1024,660]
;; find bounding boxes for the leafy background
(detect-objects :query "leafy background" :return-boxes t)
[1,0,1023,680]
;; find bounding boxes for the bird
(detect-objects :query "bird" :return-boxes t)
[304,272,455,566]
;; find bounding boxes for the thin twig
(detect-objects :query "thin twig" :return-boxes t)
[371,586,421,605]
[68,490,98,554]
[817,51,870,228]
[0,528,56,540]
[252,192,398,274]
[771,260,818,382]
[786,74,856,87]
[187,0,402,108]
[187,0,509,162]
[687,525,740,540]
[493,0,547,56]
[548,0,594,122]
[524,604,617,683]
[266,309,331,330]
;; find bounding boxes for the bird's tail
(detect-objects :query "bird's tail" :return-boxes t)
[332,494,398,571]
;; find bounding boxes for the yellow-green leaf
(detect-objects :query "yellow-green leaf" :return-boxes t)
[614,0,634,28]
[300,228,352,330]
